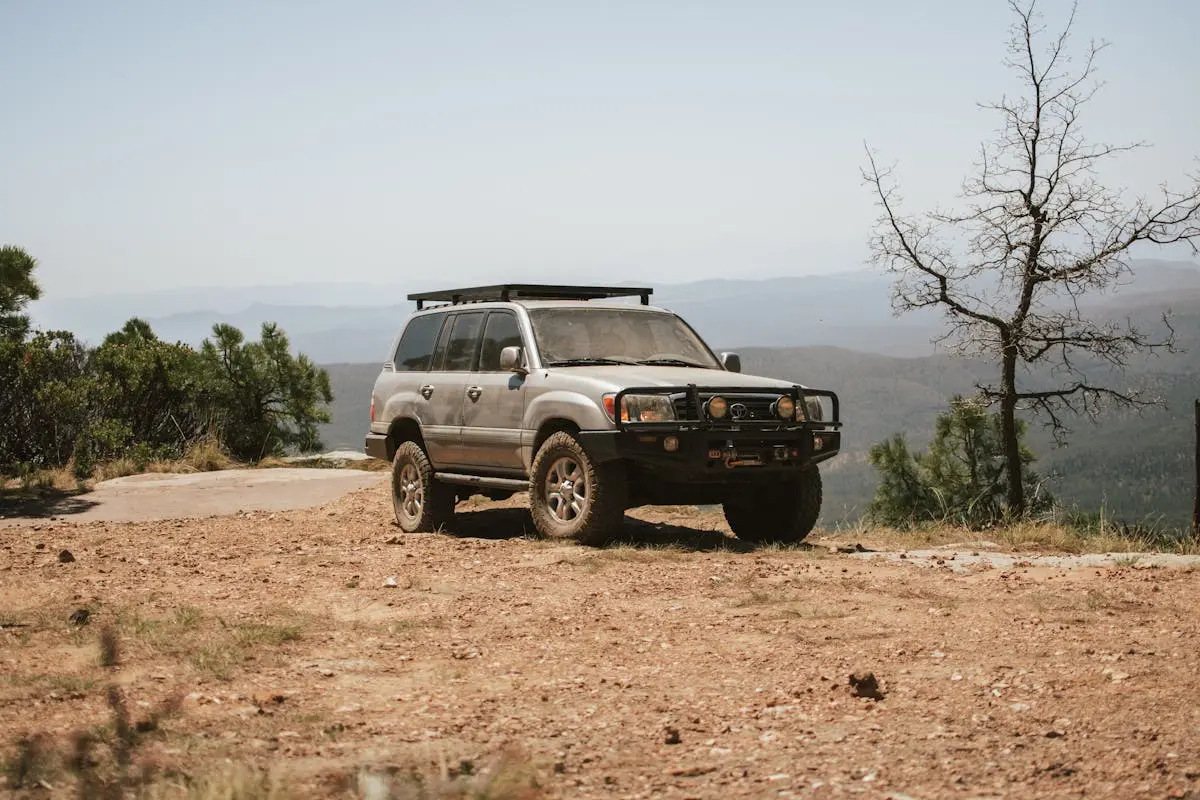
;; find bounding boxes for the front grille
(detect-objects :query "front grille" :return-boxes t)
[672,392,786,422]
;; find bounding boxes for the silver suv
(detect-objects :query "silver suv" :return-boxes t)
[365,284,842,545]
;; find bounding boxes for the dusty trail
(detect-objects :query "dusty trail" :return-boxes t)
[0,468,385,525]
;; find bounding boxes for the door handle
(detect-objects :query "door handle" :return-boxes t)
[419,384,434,399]
[466,386,482,401]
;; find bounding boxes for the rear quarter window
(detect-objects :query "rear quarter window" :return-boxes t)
[393,313,445,371]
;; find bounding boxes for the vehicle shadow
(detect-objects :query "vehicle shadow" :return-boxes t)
[0,489,100,521]
[438,507,541,540]
[434,506,819,554]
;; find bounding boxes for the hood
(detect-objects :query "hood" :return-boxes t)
[542,365,796,392]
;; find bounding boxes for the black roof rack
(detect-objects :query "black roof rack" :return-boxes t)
[407,283,654,310]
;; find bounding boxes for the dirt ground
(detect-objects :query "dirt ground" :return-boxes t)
[2,485,1199,799]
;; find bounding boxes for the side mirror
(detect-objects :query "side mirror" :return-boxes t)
[500,345,527,374]
[720,352,741,373]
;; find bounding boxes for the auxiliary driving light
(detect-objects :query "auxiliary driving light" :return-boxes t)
[663,435,680,452]
[813,436,825,451]
[706,396,729,419]
[773,395,795,420]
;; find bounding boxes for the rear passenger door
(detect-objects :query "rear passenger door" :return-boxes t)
[423,310,485,468]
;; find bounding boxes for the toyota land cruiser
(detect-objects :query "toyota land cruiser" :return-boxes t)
[365,284,842,545]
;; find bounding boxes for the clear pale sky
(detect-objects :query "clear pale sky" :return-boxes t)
[2,1,1196,299]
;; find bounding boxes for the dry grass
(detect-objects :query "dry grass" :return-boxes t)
[5,720,544,800]
[125,746,547,800]
[822,517,1195,555]
[112,604,308,681]
[6,436,239,491]
[177,435,238,472]
[1,465,86,494]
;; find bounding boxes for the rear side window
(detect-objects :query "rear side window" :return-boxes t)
[393,313,444,371]
[478,312,524,371]
[441,312,485,371]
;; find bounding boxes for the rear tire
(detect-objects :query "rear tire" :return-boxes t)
[723,468,822,544]
[391,441,456,532]
[529,431,627,546]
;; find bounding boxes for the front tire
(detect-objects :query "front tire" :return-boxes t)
[529,432,627,546]
[723,467,822,544]
[391,441,456,532]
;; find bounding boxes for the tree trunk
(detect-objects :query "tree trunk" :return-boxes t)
[1000,348,1024,516]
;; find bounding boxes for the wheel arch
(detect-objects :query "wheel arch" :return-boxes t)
[386,417,426,461]
[531,418,581,458]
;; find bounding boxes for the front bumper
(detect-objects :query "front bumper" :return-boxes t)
[579,425,839,482]
[579,383,842,482]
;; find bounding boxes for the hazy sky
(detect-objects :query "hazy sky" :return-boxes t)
[3,1,1197,299]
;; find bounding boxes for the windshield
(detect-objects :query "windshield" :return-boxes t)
[528,307,721,369]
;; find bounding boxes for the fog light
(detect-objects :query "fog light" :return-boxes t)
[706,396,728,419]
[663,435,680,452]
[813,436,825,451]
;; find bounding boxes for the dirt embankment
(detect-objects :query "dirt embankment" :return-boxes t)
[2,488,1199,799]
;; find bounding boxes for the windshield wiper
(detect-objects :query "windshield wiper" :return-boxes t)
[545,357,639,367]
[636,358,708,368]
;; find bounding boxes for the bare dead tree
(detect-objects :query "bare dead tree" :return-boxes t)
[863,0,1200,516]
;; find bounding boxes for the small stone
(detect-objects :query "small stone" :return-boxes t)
[849,671,885,700]
[664,725,681,745]
[68,608,90,626]
[58,549,75,563]
[382,576,399,588]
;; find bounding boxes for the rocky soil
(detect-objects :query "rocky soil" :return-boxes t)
[2,488,1199,798]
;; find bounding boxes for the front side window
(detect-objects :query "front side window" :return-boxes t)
[528,308,720,368]
[393,312,444,371]
[478,312,524,371]
[440,312,485,372]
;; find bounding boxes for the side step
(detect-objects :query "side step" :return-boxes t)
[433,473,528,491]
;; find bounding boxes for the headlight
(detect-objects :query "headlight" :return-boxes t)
[801,397,823,421]
[773,396,795,420]
[705,395,728,419]
[603,393,676,423]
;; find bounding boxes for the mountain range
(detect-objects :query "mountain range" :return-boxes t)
[32,259,1200,362]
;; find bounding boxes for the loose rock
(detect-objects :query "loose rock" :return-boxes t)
[849,671,885,700]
